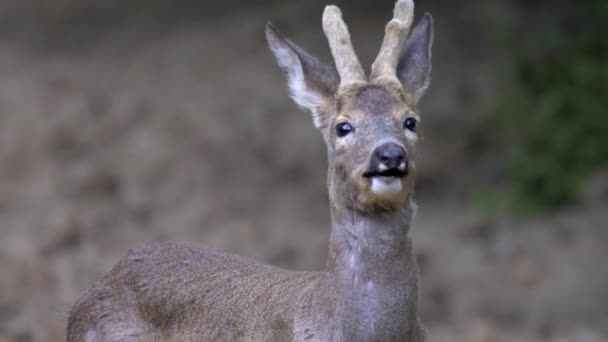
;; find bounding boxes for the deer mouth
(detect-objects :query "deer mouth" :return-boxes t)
[362,166,408,196]
[363,168,407,179]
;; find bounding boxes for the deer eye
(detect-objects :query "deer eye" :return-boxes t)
[403,117,417,132]
[335,122,354,137]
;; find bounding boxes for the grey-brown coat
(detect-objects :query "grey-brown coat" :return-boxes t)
[67,1,434,341]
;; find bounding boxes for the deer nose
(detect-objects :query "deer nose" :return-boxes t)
[373,142,406,170]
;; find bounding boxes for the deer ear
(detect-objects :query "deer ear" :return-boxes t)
[266,22,338,128]
[397,13,433,103]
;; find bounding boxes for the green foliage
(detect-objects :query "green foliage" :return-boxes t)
[490,0,608,214]
[471,187,500,220]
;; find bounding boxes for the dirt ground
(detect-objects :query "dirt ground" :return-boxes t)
[0,1,607,341]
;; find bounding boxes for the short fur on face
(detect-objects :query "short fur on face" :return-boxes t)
[329,84,419,214]
[266,8,433,215]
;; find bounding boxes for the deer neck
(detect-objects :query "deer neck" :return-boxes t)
[327,196,417,282]
[323,194,420,338]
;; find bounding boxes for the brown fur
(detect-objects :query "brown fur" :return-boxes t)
[329,85,418,214]
[67,1,433,341]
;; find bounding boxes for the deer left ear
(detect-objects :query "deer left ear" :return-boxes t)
[266,23,338,129]
[397,13,433,104]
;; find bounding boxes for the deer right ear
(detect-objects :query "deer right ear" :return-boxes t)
[266,23,338,129]
[397,14,433,104]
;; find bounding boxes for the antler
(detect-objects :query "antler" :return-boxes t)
[323,5,366,90]
[370,0,415,83]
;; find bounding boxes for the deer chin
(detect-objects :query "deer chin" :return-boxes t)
[370,177,403,196]
[354,185,408,214]
[362,167,407,199]
[353,172,410,213]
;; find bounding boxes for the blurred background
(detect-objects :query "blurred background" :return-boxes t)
[0,0,606,341]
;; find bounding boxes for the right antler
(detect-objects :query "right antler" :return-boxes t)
[370,0,415,84]
[323,5,366,91]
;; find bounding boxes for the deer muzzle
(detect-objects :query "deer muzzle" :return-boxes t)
[363,142,409,196]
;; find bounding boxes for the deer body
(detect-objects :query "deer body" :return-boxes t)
[68,203,422,341]
[67,1,433,341]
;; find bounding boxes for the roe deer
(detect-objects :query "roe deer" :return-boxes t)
[67,0,433,340]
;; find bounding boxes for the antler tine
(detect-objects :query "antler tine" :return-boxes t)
[323,5,366,90]
[370,0,415,83]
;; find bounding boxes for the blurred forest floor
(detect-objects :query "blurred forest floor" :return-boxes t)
[0,1,607,341]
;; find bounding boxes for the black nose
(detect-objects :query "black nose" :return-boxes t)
[373,142,406,170]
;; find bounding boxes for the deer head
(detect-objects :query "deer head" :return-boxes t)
[266,0,433,215]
